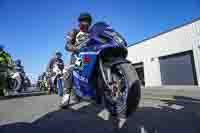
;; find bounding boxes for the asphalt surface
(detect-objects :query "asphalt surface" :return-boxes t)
[143,86,200,100]
[0,94,200,133]
[0,87,46,100]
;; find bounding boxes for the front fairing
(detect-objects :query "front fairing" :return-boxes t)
[72,45,98,97]
[72,22,128,97]
[94,43,126,52]
[74,48,98,78]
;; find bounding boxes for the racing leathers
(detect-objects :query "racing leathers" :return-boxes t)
[47,57,64,72]
[0,51,13,93]
[64,28,87,93]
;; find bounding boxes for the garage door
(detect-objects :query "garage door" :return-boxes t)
[159,51,197,85]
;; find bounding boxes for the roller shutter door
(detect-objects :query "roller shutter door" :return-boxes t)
[159,51,197,85]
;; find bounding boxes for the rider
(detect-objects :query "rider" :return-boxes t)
[15,59,25,73]
[64,13,92,97]
[0,45,13,95]
[47,51,64,72]
[47,51,64,95]
[0,45,12,66]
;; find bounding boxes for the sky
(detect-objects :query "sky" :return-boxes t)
[0,0,200,83]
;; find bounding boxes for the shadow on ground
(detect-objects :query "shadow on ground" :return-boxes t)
[0,96,200,133]
[173,96,200,102]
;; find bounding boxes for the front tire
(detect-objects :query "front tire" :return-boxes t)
[103,63,141,118]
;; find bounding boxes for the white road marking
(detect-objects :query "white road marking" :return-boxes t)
[97,109,110,120]
[169,104,184,110]
[70,101,91,110]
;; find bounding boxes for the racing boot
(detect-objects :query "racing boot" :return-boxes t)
[60,88,71,108]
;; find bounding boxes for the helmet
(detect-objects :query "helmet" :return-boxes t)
[78,12,92,25]
[15,59,22,66]
[55,51,62,58]
[0,44,4,51]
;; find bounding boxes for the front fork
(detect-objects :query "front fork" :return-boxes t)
[99,58,112,89]
[99,59,127,130]
[99,59,118,97]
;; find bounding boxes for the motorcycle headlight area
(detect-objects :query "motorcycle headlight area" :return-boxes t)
[113,34,124,44]
[104,30,125,45]
[98,34,109,44]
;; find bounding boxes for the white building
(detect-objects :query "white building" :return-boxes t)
[128,18,200,87]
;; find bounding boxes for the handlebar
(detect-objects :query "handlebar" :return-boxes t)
[76,38,90,49]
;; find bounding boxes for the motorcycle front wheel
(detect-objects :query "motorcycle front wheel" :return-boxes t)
[102,63,141,118]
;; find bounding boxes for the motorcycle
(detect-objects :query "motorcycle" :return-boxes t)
[0,64,11,96]
[0,64,23,96]
[61,22,141,129]
[37,73,48,92]
[9,70,24,94]
[22,76,31,91]
[50,63,64,96]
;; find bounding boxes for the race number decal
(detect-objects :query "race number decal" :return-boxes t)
[75,57,82,67]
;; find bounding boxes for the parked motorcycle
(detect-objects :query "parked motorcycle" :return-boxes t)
[61,22,141,129]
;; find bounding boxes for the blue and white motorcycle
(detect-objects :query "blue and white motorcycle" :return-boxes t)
[61,22,141,128]
[51,63,64,96]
